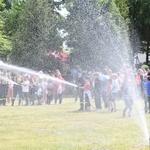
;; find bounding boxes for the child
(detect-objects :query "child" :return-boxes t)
[122,80,133,117]
[106,79,112,111]
[83,76,92,111]
[111,74,119,112]
[47,81,53,105]
[36,85,42,105]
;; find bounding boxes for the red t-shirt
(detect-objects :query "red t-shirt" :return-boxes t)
[84,81,91,91]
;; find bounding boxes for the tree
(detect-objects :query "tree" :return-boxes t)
[129,0,150,64]
[2,0,25,37]
[63,0,130,70]
[0,0,12,59]
[11,0,63,70]
[2,0,12,10]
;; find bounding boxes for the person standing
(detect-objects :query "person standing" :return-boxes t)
[22,76,30,106]
[0,70,9,106]
[47,81,53,105]
[73,66,80,102]
[36,84,43,105]
[93,73,102,111]
[41,79,48,104]
[122,80,134,117]
[110,74,119,112]
[7,71,13,103]
[29,75,37,105]
[144,72,150,113]
[77,70,85,111]
[12,73,24,106]
[54,70,65,104]
[83,76,92,111]
[8,81,14,104]
[106,79,112,111]
[100,69,110,108]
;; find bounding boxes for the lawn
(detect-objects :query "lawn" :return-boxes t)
[0,98,149,150]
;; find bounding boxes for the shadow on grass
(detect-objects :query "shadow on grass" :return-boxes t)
[67,110,112,114]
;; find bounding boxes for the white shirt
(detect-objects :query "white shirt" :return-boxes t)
[111,79,119,94]
[22,80,30,93]
[37,88,42,96]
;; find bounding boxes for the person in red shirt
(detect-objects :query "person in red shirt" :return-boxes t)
[83,76,91,111]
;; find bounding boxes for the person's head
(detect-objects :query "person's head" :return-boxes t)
[93,72,100,79]
[84,76,90,82]
[107,69,112,76]
[55,69,61,77]
[102,69,108,75]
[112,73,118,80]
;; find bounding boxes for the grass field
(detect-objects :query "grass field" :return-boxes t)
[0,98,149,150]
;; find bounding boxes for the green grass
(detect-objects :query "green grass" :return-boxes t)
[0,98,149,150]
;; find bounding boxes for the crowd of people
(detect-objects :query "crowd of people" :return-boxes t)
[0,64,150,117]
[72,65,150,116]
[0,69,65,106]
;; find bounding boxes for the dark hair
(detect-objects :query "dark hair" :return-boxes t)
[102,69,108,75]
[147,77,150,81]
[147,72,150,76]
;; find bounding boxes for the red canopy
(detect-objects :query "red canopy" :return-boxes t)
[47,51,69,62]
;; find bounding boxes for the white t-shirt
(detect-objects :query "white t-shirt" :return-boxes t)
[111,79,119,94]
[57,84,62,94]
[37,88,42,96]
[22,80,30,93]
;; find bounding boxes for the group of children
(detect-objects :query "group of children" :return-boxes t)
[73,65,150,117]
[0,69,65,106]
[0,64,150,117]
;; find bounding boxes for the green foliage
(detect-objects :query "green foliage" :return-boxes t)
[129,0,150,63]
[2,0,11,10]
[11,0,63,70]
[0,0,6,11]
[2,0,25,36]
[114,0,129,22]
[0,21,12,55]
[129,0,150,40]
[63,0,130,69]
[0,0,12,56]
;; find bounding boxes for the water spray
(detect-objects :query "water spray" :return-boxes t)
[0,62,77,87]
[0,76,18,85]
